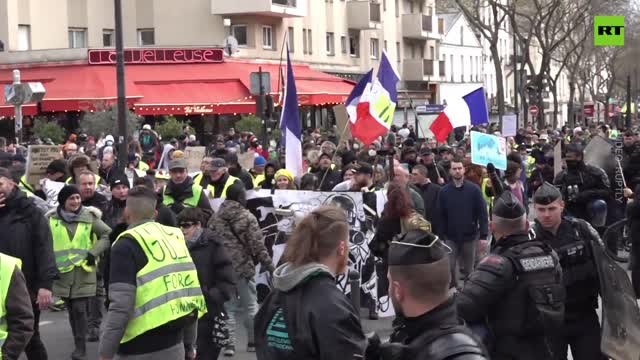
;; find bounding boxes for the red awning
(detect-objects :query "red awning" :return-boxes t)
[0,59,354,115]
[0,104,38,117]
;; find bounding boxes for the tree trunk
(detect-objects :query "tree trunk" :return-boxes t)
[550,83,559,128]
[568,78,576,128]
[490,45,505,128]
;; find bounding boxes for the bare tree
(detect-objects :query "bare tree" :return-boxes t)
[454,0,509,127]
[503,0,591,130]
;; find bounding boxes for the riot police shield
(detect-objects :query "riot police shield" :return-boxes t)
[592,228,640,360]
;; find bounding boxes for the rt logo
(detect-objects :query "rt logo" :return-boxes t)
[594,16,624,46]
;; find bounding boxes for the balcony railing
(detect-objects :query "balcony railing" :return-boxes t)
[423,59,434,76]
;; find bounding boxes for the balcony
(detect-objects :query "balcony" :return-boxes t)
[403,59,446,81]
[211,0,307,17]
[347,1,381,30]
[402,13,443,40]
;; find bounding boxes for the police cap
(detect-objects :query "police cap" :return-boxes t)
[533,182,563,205]
[492,191,525,219]
[388,230,447,266]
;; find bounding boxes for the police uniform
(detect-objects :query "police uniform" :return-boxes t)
[380,230,488,360]
[457,191,565,360]
[532,183,605,360]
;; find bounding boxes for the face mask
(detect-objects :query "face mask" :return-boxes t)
[565,159,580,170]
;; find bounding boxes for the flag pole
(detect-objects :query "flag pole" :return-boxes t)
[318,120,350,190]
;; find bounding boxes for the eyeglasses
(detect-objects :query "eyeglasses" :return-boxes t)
[179,222,196,229]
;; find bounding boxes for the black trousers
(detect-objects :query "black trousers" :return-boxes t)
[196,314,222,360]
[554,309,606,360]
[66,298,89,352]
[24,301,48,360]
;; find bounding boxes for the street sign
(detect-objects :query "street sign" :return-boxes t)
[584,103,595,117]
[529,105,539,116]
[250,71,271,95]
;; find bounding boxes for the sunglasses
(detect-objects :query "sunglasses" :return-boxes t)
[179,222,196,229]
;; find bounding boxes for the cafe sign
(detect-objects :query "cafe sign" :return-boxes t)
[88,48,225,65]
[184,105,214,114]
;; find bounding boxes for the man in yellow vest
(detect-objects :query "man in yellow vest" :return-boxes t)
[206,158,244,199]
[99,186,206,360]
[0,252,35,359]
[192,157,214,188]
[162,158,212,216]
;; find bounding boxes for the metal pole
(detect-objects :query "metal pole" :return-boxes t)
[13,70,22,144]
[626,74,632,129]
[259,66,268,150]
[114,0,128,171]
[512,23,519,128]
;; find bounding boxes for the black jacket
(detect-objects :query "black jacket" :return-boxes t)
[413,182,441,226]
[255,269,366,360]
[187,228,235,313]
[628,200,640,297]
[229,167,255,190]
[457,234,565,360]
[384,297,487,360]
[208,172,245,199]
[0,189,58,295]
[165,178,212,214]
[4,265,34,360]
[313,169,342,192]
[103,198,126,229]
[82,191,109,214]
[554,163,612,221]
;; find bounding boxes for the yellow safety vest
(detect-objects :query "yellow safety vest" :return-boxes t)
[0,253,21,358]
[481,178,494,216]
[207,175,240,199]
[163,184,204,208]
[525,156,535,178]
[138,161,150,172]
[19,175,35,193]
[252,173,265,188]
[193,172,204,186]
[115,222,206,344]
[49,217,94,273]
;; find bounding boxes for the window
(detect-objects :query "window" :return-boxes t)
[102,29,114,47]
[68,28,87,48]
[349,31,359,57]
[288,27,294,52]
[429,46,434,59]
[409,1,414,13]
[370,38,379,59]
[411,44,415,59]
[341,35,347,54]
[450,54,454,82]
[460,55,464,81]
[395,42,400,63]
[384,40,387,52]
[231,25,248,46]
[303,29,308,54]
[17,25,30,51]
[460,26,464,45]
[137,28,155,46]
[326,32,335,55]
[262,25,273,49]
[308,29,313,54]
[395,0,399,17]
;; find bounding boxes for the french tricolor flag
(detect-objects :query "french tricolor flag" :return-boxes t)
[430,87,489,143]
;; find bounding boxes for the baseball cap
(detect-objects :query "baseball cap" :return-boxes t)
[206,158,226,171]
[168,158,187,170]
[419,148,433,156]
[142,124,152,130]
[539,134,549,141]
[353,162,373,175]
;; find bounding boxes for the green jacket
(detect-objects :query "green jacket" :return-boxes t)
[47,206,111,299]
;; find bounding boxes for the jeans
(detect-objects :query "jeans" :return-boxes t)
[25,301,48,360]
[447,240,477,288]
[224,278,258,346]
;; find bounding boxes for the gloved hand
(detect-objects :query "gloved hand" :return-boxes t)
[364,332,381,360]
[86,253,96,266]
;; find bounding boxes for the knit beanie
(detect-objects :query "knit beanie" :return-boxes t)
[58,185,81,206]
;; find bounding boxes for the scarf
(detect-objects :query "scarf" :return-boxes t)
[187,228,205,247]
[58,207,82,223]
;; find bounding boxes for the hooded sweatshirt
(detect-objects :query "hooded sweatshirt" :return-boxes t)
[254,262,367,360]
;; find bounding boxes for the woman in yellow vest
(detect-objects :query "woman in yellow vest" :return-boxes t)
[47,185,111,360]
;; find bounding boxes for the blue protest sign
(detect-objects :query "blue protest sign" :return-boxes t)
[470,131,507,170]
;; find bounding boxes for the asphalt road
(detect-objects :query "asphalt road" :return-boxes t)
[23,309,393,360]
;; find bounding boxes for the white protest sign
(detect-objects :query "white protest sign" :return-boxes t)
[501,114,517,137]
[26,145,62,188]
[184,146,206,173]
[238,151,256,171]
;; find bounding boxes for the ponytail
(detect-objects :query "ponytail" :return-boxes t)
[283,206,350,267]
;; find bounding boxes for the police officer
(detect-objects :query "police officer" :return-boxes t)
[368,229,487,360]
[206,158,244,199]
[457,191,565,360]
[531,182,605,360]
[553,144,612,226]
[162,158,212,215]
[99,186,206,360]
